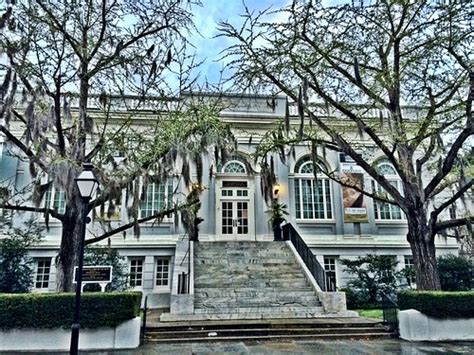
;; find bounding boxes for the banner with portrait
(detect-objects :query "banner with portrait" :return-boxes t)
[340,163,368,222]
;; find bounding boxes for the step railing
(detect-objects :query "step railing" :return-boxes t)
[140,295,148,345]
[282,223,336,292]
[381,291,399,335]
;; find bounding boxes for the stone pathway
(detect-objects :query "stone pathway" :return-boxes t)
[74,339,474,354]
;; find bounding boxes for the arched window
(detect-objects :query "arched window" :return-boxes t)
[372,160,404,220]
[294,156,332,220]
[222,161,246,174]
[220,155,248,174]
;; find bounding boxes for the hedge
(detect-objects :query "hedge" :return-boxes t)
[398,291,474,318]
[0,291,142,330]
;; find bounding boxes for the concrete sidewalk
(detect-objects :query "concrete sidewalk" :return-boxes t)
[76,339,474,354]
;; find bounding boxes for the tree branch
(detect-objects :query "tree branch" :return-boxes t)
[84,200,198,245]
[0,125,48,172]
[434,217,474,234]
[431,179,473,220]
[0,203,64,221]
[36,1,82,59]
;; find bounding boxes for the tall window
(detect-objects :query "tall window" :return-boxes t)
[404,256,416,288]
[155,257,170,287]
[35,258,51,289]
[129,258,144,288]
[372,161,404,220]
[140,180,173,218]
[324,256,337,289]
[44,185,66,214]
[294,156,332,220]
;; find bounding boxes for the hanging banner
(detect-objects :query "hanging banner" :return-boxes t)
[340,163,368,222]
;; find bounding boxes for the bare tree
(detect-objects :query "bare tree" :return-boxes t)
[0,0,233,291]
[219,0,473,290]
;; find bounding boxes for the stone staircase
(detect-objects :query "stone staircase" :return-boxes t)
[145,318,393,343]
[192,241,324,320]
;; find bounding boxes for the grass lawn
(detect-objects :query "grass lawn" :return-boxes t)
[357,309,384,319]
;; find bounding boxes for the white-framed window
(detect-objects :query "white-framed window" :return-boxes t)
[44,184,66,214]
[34,258,51,289]
[129,257,144,288]
[140,180,173,218]
[324,256,337,289]
[222,160,246,174]
[220,155,249,174]
[155,257,170,288]
[372,161,404,220]
[404,256,416,288]
[294,156,332,220]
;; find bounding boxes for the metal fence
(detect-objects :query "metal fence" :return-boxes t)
[140,295,148,345]
[381,291,399,335]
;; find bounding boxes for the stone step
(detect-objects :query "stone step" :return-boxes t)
[194,300,322,308]
[194,279,309,288]
[146,332,392,343]
[147,317,383,330]
[194,255,298,265]
[195,247,293,253]
[194,258,298,265]
[194,263,300,271]
[194,242,277,247]
[194,270,306,283]
[161,311,333,321]
[194,288,316,298]
[193,305,325,315]
[146,326,387,340]
[194,294,320,303]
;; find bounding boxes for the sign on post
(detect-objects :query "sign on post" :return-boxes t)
[73,266,113,292]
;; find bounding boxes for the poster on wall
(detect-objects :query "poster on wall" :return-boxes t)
[340,163,368,222]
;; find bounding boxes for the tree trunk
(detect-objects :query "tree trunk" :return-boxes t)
[55,200,86,292]
[406,208,441,290]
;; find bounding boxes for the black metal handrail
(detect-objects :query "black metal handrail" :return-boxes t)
[140,295,148,344]
[381,291,399,335]
[282,223,336,292]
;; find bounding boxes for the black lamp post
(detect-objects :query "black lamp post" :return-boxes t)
[70,163,98,355]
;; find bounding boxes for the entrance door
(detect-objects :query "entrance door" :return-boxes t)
[221,200,249,236]
[217,180,255,240]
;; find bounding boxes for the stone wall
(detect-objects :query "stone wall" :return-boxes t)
[0,317,141,351]
[399,310,474,341]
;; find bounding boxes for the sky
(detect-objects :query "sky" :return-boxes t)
[188,0,350,87]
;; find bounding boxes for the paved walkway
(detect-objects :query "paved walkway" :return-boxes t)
[78,339,474,354]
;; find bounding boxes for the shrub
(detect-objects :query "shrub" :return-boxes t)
[438,254,473,291]
[0,219,43,293]
[341,254,402,306]
[339,287,381,309]
[83,245,129,291]
[398,290,474,318]
[0,291,141,329]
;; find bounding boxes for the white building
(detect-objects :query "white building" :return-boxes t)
[0,93,459,309]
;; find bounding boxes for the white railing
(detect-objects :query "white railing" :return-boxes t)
[288,103,427,121]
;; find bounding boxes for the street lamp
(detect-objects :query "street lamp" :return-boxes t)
[70,163,99,355]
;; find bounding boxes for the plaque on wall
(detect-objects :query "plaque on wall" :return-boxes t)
[223,181,248,188]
